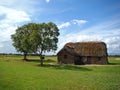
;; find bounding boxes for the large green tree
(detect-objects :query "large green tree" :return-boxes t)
[30,22,60,65]
[11,23,37,60]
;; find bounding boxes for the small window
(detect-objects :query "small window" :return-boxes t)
[64,55,67,59]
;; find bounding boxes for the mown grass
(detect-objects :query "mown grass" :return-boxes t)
[0,55,120,90]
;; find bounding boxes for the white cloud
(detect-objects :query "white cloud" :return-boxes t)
[72,19,88,25]
[104,36,120,54]
[0,6,31,40]
[58,19,88,29]
[0,26,16,41]
[0,6,30,24]
[58,22,71,29]
[45,0,50,3]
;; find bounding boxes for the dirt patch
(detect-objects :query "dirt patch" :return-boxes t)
[115,58,120,60]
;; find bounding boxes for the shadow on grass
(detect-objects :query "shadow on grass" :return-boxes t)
[26,59,56,63]
[108,62,120,65]
[44,59,56,63]
[37,64,92,71]
[26,59,40,63]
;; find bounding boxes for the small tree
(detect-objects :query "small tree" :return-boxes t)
[11,23,37,60]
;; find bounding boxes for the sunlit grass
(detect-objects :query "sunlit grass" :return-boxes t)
[0,55,120,90]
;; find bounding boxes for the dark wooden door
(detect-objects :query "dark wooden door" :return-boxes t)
[74,56,84,65]
[87,56,91,64]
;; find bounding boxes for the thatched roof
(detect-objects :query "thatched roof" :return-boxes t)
[58,42,108,56]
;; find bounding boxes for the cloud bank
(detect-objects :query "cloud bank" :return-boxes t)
[0,5,31,53]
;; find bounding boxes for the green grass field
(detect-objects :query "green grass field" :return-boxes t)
[0,55,120,90]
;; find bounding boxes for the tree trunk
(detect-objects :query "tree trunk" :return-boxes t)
[23,53,27,61]
[39,48,44,66]
[40,55,43,66]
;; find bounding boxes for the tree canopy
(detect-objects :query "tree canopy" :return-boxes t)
[11,22,59,65]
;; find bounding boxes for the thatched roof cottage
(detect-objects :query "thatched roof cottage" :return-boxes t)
[57,42,108,65]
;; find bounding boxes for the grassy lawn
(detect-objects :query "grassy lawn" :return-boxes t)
[0,55,120,90]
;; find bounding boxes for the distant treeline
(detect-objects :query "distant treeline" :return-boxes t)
[0,53,56,57]
[108,55,120,57]
[0,53,120,57]
[0,53,22,56]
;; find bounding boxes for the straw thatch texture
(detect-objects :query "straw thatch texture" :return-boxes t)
[64,42,107,56]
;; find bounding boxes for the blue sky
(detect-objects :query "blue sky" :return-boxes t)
[0,0,120,55]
